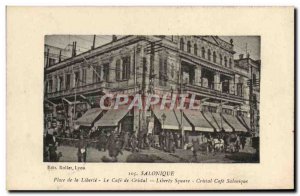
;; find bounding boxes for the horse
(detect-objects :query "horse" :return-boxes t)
[213,138,225,152]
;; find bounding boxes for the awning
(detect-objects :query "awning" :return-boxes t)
[238,116,251,131]
[94,107,129,127]
[222,114,248,132]
[183,110,214,132]
[212,113,233,132]
[202,112,221,132]
[203,112,233,132]
[75,108,103,127]
[152,108,192,130]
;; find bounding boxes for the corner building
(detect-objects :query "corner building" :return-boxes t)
[44,35,260,142]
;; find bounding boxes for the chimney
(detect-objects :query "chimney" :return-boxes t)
[72,41,77,57]
[72,42,75,57]
[46,48,50,67]
[112,35,117,42]
[59,50,62,62]
[74,42,77,56]
[91,35,96,50]
[239,54,244,59]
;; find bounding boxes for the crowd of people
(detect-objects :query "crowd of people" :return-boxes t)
[44,124,250,162]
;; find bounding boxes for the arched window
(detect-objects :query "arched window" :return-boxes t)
[229,58,232,68]
[187,41,191,53]
[224,56,228,67]
[213,51,217,63]
[194,44,198,55]
[201,47,205,58]
[207,49,211,61]
[180,38,184,50]
[219,54,223,65]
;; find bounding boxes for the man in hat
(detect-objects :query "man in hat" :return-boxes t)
[77,134,87,162]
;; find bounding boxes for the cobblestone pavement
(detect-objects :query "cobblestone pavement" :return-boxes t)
[57,145,258,163]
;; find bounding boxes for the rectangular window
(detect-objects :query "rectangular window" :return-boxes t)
[115,59,121,81]
[159,56,168,86]
[103,63,109,82]
[122,56,131,80]
[66,74,71,90]
[237,83,243,97]
[48,79,53,93]
[208,106,217,113]
[222,80,229,94]
[58,76,63,91]
[82,69,86,85]
[222,108,233,115]
[48,58,56,66]
[74,71,80,87]
[93,66,102,83]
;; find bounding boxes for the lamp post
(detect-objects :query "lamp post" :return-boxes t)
[161,113,166,134]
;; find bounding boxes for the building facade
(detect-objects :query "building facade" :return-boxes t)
[44,35,260,139]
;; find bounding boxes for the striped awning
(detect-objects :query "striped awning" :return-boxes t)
[238,116,251,131]
[212,113,233,132]
[202,112,221,132]
[203,112,233,132]
[222,114,248,132]
[152,108,192,131]
[75,108,103,127]
[94,107,129,127]
[183,110,214,132]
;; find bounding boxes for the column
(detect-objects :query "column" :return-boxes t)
[234,74,239,95]
[194,66,202,86]
[229,79,235,94]
[214,72,220,90]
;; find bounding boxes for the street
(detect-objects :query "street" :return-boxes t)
[57,145,258,163]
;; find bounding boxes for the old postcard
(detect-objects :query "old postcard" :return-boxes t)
[7,7,294,190]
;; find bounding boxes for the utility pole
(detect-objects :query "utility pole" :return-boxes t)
[46,48,50,67]
[59,50,62,63]
[91,35,96,50]
[178,58,184,148]
[248,53,255,134]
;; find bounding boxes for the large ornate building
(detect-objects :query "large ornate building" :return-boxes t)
[44,35,260,139]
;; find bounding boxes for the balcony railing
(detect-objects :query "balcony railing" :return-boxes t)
[45,79,137,99]
[46,82,108,99]
[184,83,244,103]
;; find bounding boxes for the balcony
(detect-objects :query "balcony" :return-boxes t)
[46,82,108,99]
[184,83,245,104]
[45,79,137,99]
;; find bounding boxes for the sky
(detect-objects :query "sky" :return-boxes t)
[45,35,260,60]
[221,36,260,60]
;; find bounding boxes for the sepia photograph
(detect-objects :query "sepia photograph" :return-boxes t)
[44,35,260,163]
[7,6,294,190]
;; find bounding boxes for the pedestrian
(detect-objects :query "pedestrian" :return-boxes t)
[122,131,129,150]
[241,135,246,150]
[192,139,200,161]
[137,132,144,149]
[178,133,182,149]
[173,133,178,148]
[169,133,175,153]
[206,135,213,154]
[98,131,107,151]
[148,133,154,148]
[236,135,241,152]
[165,131,170,152]
[77,134,87,162]
[130,135,138,153]
[159,131,164,150]
[49,145,62,162]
